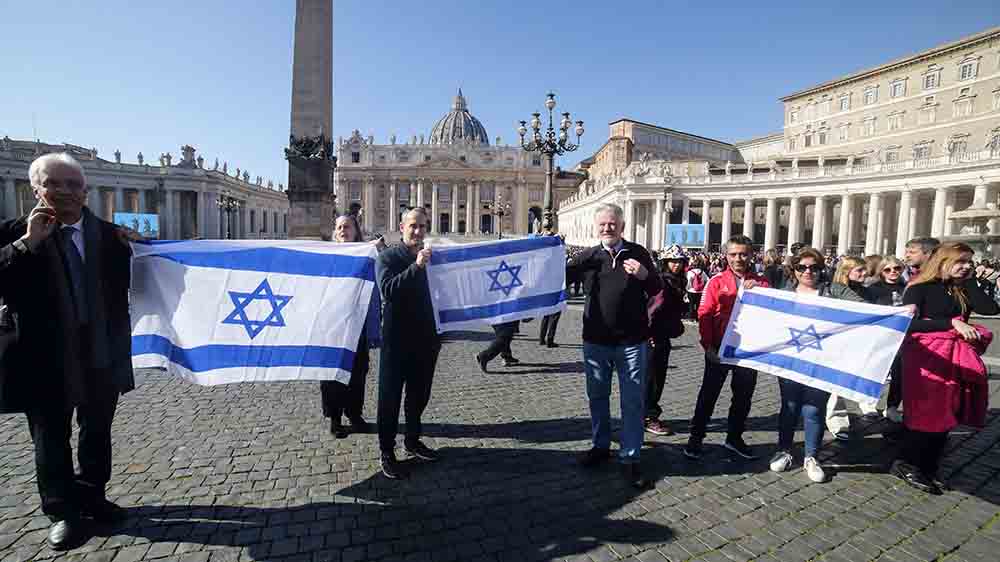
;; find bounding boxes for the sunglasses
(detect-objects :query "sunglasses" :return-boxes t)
[794,264,822,273]
[883,266,904,273]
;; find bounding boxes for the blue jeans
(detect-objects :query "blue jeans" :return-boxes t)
[777,378,829,457]
[583,342,648,464]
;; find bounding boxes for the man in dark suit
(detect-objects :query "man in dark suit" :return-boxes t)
[375,207,441,480]
[0,153,133,550]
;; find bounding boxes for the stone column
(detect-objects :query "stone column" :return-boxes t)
[114,188,125,217]
[837,193,852,256]
[721,199,732,244]
[101,189,115,222]
[681,197,690,225]
[930,187,947,237]
[865,193,881,255]
[2,177,16,220]
[465,184,474,235]
[877,196,890,254]
[363,178,376,234]
[450,184,459,235]
[972,182,989,208]
[764,198,778,250]
[205,192,219,239]
[653,198,664,250]
[701,199,711,250]
[943,190,956,236]
[787,196,802,251]
[811,195,826,250]
[742,197,754,239]
[472,183,481,234]
[908,197,920,239]
[409,180,417,208]
[416,179,425,210]
[387,181,397,230]
[195,190,205,238]
[430,182,439,234]
[989,185,1000,234]
[518,182,529,234]
[895,190,912,258]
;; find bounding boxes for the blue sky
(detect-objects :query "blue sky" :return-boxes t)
[2,1,997,186]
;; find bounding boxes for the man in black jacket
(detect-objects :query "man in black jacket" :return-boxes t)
[375,207,441,479]
[0,153,133,550]
[567,203,662,488]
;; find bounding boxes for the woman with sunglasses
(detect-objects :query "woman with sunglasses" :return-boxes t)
[770,247,836,483]
[865,256,909,423]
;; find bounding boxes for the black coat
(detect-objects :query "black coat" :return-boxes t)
[0,208,133,413]
[375,243,440,354]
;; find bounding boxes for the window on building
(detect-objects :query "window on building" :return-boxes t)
[806,102,816,121]
[989,128,1000,154]
[789,110,799,124]
[804,134,813,148]
[788,137,797,151]
[398,151,409,162]
[887,112,904,131]
[885,150,900,163]
[350,186,361,200]
[262,212,268,232]
[890,80,906,98]
[994,88,1000,110]
[913,144,932,160]
[532,157,541,166]
[922,65,942,90]
[948,137,968,155]
[351,151,360,163]
[862,118,876,137]
[459,155,466,162]
[838,124,849,141]
[953,92,974,117]
[959,60,978,81]
[863,87,878,105]
[821,99,832,115]
[839,95,851,111]
[818,131,827,145]
[378,155,386,162]
[424,155,432,162]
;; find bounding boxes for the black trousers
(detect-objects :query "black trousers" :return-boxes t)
[320,344,369,420]
[886,354,903,409]
[377,345,440,453]
[687,293,702,319]
[482,322,517,362]
[645,338,672,420]
[688,357,757,441]
[899,429,949,477]
[538,313,561,344]
[25,387,119,522]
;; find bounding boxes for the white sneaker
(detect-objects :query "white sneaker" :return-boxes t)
[769,451,793,473]
[885,407,903,424]
[804,456,826,483]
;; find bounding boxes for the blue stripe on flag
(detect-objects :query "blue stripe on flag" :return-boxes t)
[722,345,883,398]
[132,334,355,373]
[430,236,563,265]
[740,291,910,333]
[438,289,566,323]
[148,248,375,280]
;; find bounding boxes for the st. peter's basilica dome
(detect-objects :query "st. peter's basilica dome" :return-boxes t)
[428,89,489,146]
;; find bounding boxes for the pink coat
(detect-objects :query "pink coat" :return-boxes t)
[902,325,992,433]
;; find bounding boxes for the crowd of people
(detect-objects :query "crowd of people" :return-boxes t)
[1,151,996,550]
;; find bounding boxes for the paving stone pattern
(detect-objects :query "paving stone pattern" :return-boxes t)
[2,304,1000,562]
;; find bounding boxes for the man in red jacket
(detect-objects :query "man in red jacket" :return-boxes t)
[684,235,769,461]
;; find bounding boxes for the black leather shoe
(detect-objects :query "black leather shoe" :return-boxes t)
[80,498,125,523]
[891,461,941,495]
[476,352,489,373]
[404,440,439,461]
[347,416,371,433]
[577,447,612,467]
[546,342,559,348]
[48,518,82,551]
[380,452,406,480]
[501,356,520,367]
[621,463,653,490]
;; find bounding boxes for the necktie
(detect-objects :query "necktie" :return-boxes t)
[61,226,88,322]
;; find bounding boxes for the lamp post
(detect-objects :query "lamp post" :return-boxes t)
[487,193,512,240]
[518,93,584,234]
[216,189,241,239]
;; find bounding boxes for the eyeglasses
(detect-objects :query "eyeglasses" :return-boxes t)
[882,266,904,273]
[793,264,822,273]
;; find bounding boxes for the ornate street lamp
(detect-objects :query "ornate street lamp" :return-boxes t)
[518,93,584,233]
[487,193,512,240]
[216,189,242,239]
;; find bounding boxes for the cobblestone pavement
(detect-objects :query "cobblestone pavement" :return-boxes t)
[2,302,1000,562]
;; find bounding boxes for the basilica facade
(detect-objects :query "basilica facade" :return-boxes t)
[559,26,1000,257]
[334,90,583,237]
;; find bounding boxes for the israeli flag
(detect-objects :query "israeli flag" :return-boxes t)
[427,236,567,333]
[719,287,913,405]
[130,240,377,385]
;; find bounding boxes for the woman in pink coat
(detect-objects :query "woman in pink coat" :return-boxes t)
[893,242,998,495]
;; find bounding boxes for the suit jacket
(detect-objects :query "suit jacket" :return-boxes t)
[0,207,133,413]
[375,243,440,357]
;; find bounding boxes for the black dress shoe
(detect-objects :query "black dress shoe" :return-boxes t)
[476,352,489,373]
[380,452,407,480]
[501,356,520,367]
[80,498,125,522]
[546,342,559,348]
[891,461,941,495]
[621,463,653,490]
[347,416,371,433]
[577,447,612,467]
[48,518,82,550]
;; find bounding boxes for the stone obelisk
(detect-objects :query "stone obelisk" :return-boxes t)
[285,0,335,240]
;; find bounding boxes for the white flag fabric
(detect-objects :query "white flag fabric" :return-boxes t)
[130,240,377,385]
[426,236,567,333]
[719,287,913,405]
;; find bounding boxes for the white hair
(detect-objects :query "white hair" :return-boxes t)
[28,152,87,187]
[593,203,624,222]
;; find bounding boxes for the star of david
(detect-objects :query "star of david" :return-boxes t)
[221,279,293,339]
[787,324,826,353]
[485,260,524,297]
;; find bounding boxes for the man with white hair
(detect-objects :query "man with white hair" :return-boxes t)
[566,203,662,488]
[0,153,134,550]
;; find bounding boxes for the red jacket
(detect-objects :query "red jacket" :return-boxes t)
[697,268,770,351]
[902,325,992,433]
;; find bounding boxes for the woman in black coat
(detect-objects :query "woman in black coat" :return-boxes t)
[644,246,687,436]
